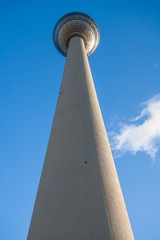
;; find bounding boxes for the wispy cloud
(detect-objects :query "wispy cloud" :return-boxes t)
[154,63,160,69]
[111,94,160,159]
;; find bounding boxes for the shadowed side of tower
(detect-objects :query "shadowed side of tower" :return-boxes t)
[27,12,134,240]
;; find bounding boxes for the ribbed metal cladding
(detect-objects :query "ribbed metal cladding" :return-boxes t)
[53,12,100,56]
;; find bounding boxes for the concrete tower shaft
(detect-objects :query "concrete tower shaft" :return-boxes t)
[27,12,134,240]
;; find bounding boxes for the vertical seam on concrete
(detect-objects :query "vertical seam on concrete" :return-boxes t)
[80,47,115,239]
[80,36,116,238]
[86,86,116,240]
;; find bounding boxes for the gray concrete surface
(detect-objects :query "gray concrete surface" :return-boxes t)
[27,37,134,240]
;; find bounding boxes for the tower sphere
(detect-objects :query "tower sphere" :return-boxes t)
[53,12,100,56]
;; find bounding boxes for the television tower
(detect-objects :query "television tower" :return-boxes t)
[28,12,134,240]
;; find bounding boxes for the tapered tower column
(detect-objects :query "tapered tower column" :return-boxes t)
[27,12,134,240]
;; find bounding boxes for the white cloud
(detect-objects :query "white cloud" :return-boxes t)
[154,63,160,69]
[111,94,160,159]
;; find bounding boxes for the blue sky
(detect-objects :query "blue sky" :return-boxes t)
[0,0,160,239]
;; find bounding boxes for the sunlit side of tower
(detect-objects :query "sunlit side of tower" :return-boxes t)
[27,12,134,240]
